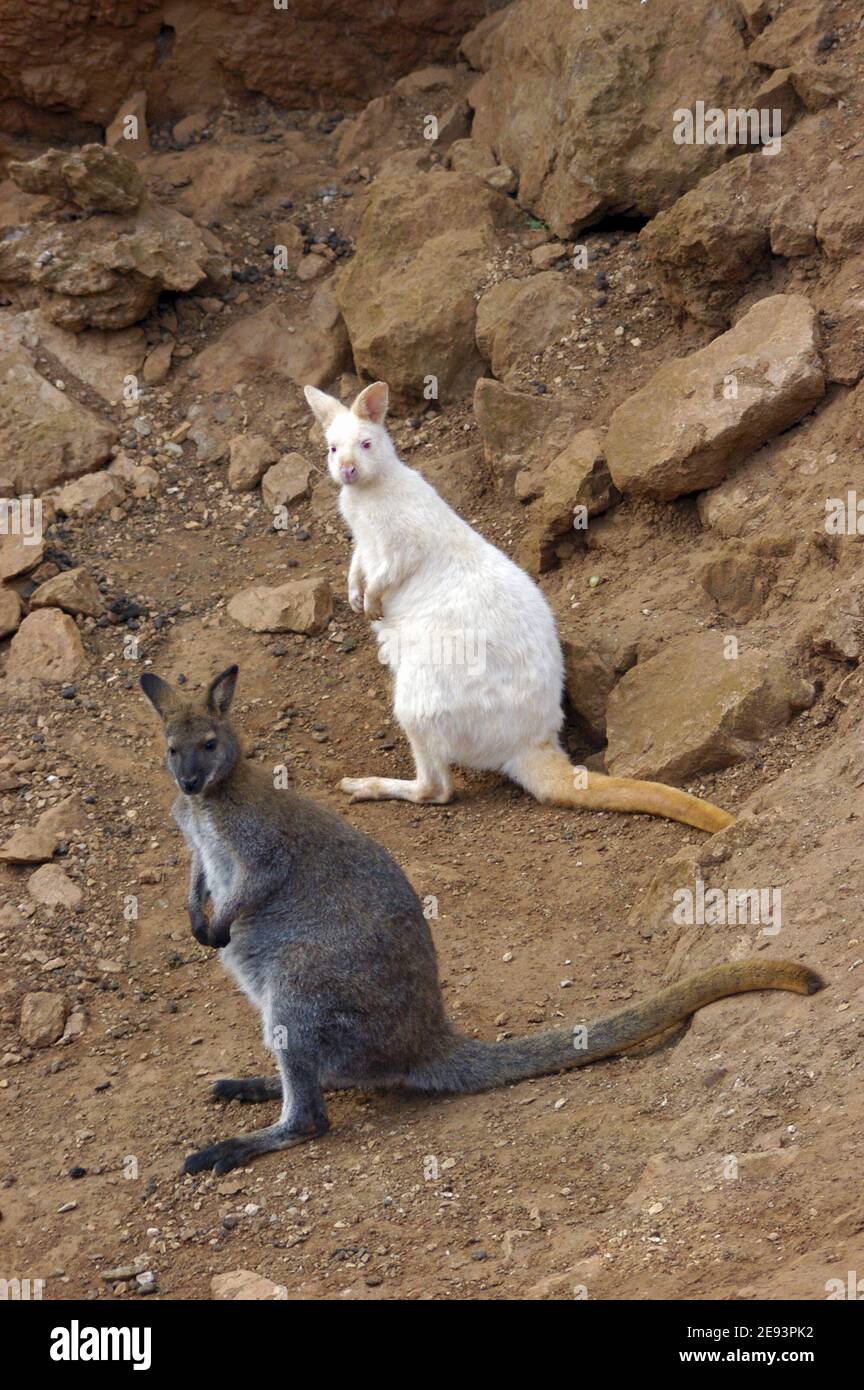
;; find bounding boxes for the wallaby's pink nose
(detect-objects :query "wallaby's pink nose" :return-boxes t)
[340,464,356,483]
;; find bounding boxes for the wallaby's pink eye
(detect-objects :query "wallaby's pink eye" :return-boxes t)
[362,440,371,449]
[329,445,336,453]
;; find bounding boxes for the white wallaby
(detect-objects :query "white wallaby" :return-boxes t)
[303,380,733,834]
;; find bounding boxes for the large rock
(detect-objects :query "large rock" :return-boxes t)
[640,153,779,327]
[11,310,147,406]
[0,326,116,493]
[30,567,106,619]
[192,291,350,393]
[473,379,578,488]
[6,609,88,683]
[605,296,825,501]
[469,0,756,236]
[0,152,228,332]
[476,273,583,381]
[8,144,144,212]
[228,580,333,636]
[516,429,615,573]
[561,636,618,744]
[19,993,67,1048]
[337,169,519,402]
[605,632,815,783]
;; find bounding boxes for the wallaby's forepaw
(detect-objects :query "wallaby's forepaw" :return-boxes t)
[348,587,364,614]
[363,593,384,621]
[184,1138,246,1176]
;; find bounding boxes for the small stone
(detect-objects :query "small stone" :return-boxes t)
[30,567,105,618]
[227,435,278,492]
[261,454,312,510]
[228,578,333,636]
[211,1269,288,1300]
[28,863,83,910]
[0,828,57,864]
[19,992,67,1048]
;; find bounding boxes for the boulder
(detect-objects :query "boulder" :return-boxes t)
[0,153,229,332]
[475,273,583,381]
[8,144,144,213]
[0,327,116,493]
[7,609,88,683]
[605,296,825,501]
[227,436,278,493]
[469,0,756,236]
[261,455,313,510]
[228,579,333,636]
[55,471,126,517]
[516,429,615,573]
[8,310,147,406]
[473,378,578,488]
[337,169,519,402]
[605,632,815,783]
[193,292,350,393]
[19,993,67,1048]
[817,192,864,260]
[639,154,776,327]
[28,863,83,909]
[30,567,106,619]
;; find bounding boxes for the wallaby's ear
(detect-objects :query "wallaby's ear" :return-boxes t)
[303,385,342,431]
[206,664,239,717]
[352,381,389,425]
[140,672,179,721]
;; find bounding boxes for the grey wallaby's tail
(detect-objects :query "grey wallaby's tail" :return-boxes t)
[408,960,823,1096]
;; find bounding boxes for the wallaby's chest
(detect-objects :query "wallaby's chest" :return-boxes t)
[174,802,237,907]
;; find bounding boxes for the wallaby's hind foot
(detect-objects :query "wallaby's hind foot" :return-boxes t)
[506,743,734,834]
[184,1117,330,1176]
[211,1076,282,1104]
[340,775,453,805]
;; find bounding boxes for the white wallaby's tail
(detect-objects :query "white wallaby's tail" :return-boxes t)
[506,744,734,834]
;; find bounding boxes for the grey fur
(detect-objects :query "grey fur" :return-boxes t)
[141,667,823,1176]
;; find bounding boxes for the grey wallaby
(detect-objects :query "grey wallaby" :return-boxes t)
[141,665,824,1176]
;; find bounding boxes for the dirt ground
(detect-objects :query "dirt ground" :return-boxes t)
[2,95,864,1303]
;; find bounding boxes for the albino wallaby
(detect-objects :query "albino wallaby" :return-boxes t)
[304,381,733,834]
[141,665,821,1176]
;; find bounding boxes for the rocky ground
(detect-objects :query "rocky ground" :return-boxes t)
[1,0,864,1301]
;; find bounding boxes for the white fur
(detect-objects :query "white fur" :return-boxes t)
[304,382,564,801]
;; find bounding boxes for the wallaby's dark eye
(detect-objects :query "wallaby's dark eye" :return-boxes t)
[203,738,217,752]
[168,746,177,756]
